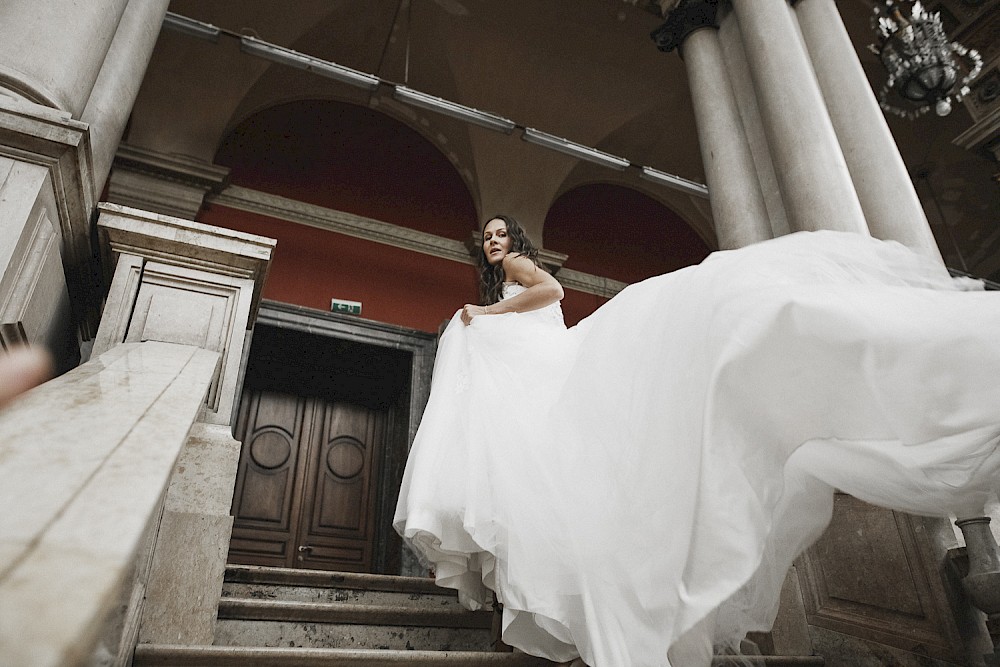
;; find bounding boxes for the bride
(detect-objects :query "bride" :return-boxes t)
[393,214,1000,667]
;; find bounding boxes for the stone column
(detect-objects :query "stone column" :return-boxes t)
[0,0,130,116]
[716,5,791,238]
[730,0,869,236]
[0,0,175,367]
[652,1,772,250]
[793,0,943,263]
[82,0,171,193]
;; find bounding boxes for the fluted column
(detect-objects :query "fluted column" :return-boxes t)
[82,0,171,193]
[0,0,130,116]
[730,0,869,236]
[793,0,943,263]
[653,1,772,250]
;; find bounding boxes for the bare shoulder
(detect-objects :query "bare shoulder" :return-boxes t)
[502,253,560,292]
[502,253,542,282]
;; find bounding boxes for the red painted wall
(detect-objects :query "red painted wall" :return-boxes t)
[200,204,479,333]
[215,100,478,240]
[561,290,609,327]
[208,100,709,331]
[199,204,606,330]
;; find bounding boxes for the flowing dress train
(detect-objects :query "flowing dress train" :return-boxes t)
[393,230,1000,667]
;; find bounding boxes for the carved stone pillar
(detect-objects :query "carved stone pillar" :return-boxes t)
[81,0,171,193]
[729,0,869,236]
[793,0,943,263]
[93,204,273,426]
[94,203,274,647]
[652,0,772,250]
[0,0,130,116]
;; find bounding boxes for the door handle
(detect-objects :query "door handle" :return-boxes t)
[297,545,313,560]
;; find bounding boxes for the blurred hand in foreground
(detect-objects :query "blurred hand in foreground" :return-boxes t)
[0,346,53,409]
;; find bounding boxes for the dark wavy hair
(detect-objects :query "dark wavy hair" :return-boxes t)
[478,214,542,305]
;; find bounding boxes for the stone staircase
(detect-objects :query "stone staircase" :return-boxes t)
[133,564,549,666]
[133,565,824,666]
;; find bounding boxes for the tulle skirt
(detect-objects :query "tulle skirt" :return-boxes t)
[393,230,1000,667]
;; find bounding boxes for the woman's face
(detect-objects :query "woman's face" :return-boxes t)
[483,218,512,266]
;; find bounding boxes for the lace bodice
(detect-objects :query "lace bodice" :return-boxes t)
[501,281,526,299]
[502,282,564,324]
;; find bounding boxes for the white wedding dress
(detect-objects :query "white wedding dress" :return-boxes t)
[393,230,1000,667]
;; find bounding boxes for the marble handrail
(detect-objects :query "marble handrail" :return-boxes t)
[0,342,220,667]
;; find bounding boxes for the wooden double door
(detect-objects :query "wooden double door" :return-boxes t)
[228,388,388,572]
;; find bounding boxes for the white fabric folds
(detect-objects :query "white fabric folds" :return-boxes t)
[393,231,1000,667]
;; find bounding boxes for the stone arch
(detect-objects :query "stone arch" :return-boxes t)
[544,182,711,285]
[204,98,481,332]
[213,98,478,239]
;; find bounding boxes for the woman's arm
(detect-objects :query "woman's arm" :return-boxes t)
[493,253,564,312]
[461,254,564,325]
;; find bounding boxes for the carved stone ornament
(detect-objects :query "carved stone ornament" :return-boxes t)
[651,0,721,53]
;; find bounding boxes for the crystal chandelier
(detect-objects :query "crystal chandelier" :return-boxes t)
[869,0,983,119]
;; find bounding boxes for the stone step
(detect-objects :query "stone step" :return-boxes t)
[134,645,553,666]
[211,568,824,665]
[215,599,492,651]
[135,645,823,666]
[713,659,824,666]
[224,564,461,609]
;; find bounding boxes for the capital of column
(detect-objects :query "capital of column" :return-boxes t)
[94,203,275,426]
[651,0,720,53]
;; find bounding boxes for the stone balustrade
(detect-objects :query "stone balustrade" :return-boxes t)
[0,341,220,667]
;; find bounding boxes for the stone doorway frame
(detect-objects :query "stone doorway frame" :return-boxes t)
[238,299,438,574]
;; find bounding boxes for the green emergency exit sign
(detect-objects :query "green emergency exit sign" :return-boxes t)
[331,298,362,315]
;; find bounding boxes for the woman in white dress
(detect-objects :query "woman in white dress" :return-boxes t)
[393,214,1000,667]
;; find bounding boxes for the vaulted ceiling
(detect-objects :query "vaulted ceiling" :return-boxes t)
[126,0,1000,279]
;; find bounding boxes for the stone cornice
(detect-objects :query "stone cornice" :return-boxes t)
[558,269,628,298]
[96,202,275,323]
[114,143,230,189]
[206,185,628,299]
[209,186,475,265]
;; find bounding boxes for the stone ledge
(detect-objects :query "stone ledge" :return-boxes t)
[134,645,552,666]
[226,564,450,596]
[207,186,627,299]
[217,598,492,630]
[0,341,220,667]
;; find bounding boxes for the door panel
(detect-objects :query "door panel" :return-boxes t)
[296,401,383,571]
[229,389,385,571]
[228,390,309,567]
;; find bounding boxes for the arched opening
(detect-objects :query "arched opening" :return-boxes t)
[544,183,711,324]
[202,98,480,333]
